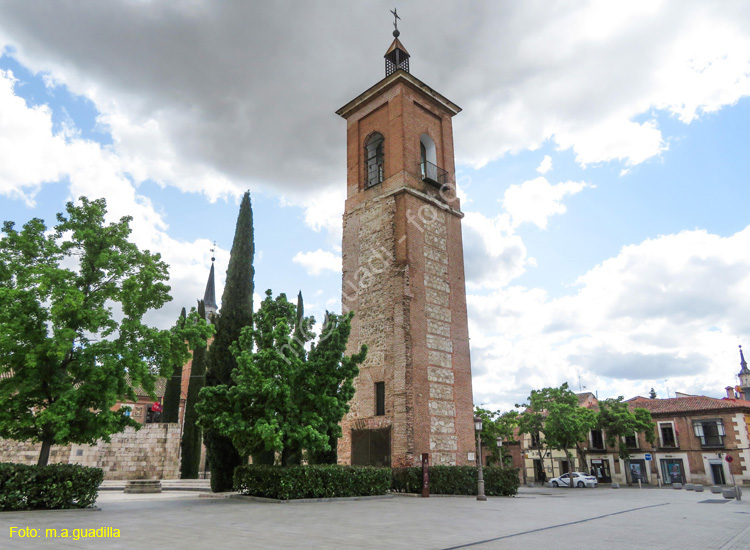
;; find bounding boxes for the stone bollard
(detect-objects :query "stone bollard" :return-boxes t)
[710,486,722,494]
[722,488,737,500]
[124,480,162,494]
[685,484,694,491]
[694,485,705,492]
[673,483,683,489]
[611,483,620,489]
[526,481,535,487]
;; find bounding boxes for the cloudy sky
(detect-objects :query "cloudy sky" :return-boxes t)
[1,1,749,411]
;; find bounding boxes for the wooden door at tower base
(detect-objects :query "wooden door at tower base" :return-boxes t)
[351,428,391,467]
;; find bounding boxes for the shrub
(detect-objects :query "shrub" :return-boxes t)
[234,465,391,500]
[391,466,520,497]
[391,466,421,493]
[0,463,104,511]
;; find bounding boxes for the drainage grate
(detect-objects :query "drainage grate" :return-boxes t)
[698,499,731,504]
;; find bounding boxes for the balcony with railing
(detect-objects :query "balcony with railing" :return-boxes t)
[419,160,450,188]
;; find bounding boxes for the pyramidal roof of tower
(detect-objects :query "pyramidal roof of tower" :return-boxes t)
[203,262,217,308]
[385,37,409,57]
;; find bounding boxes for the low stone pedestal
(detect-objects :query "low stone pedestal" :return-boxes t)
[672,483,683,489]
[694,485,705,492]
[722,488,737,500]
[685,483,694,491]
[710,486,722,494]
[611,483,620,489]
[124,480,162,494]
[526,481,535,487]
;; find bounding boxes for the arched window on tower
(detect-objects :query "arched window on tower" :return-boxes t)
[419,133,439,184]
[365,133,385,188]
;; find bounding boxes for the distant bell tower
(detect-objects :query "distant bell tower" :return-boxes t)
[203,245,218,321]
[738,346,750,401]
[336,13,476,468]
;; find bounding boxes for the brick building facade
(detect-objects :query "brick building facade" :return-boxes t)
[518,392,750,487]
[335,35,475,467]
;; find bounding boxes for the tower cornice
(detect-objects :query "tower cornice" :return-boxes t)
[336,70,461,120]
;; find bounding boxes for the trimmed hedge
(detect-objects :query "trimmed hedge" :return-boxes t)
[0,463,104,511]
[392,466,520,496]
[234,465,391,500]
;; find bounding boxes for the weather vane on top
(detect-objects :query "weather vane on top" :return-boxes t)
[391,7,401,37]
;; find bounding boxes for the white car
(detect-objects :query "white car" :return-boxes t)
[549,472,598,488]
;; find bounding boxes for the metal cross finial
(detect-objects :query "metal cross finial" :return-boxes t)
[391,8,401,36]
[210,241,216,262]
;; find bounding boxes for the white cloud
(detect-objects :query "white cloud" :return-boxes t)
[0,70,67,204]
[292,249,341,276]
[280,186,345,247]
[0,69,226,330]
[0,0,747,200]
[469,226,750,411]
[463,212,529,290]
[536,155,552,174]
[554,118,666,167]
[451,1,750,169]
[502,177,588,229]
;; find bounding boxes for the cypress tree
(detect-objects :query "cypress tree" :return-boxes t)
[162,307,187,423]
[181,300,209,479]
[204,191,254,492]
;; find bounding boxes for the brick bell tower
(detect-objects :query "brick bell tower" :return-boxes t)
[336,17,476,468]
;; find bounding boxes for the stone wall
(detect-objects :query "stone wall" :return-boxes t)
[0,423,181,480]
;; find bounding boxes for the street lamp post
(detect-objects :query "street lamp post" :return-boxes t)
[474,415,487,501]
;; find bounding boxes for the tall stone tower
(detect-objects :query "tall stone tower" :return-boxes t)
[336,24,476,467]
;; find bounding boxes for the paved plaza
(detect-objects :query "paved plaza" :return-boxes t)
[1,486,749,549]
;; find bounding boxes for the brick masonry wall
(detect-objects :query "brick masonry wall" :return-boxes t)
[0,423,181,480]
[338,73,475,468]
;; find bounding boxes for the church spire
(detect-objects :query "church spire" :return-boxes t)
[385,8,410,76]
[738,345,750,401]
[203,243,218,321]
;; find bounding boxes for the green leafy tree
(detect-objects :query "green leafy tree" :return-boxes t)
[542,385,597,488]
[162,307,187,423]
[516,394,550,481]
[0,197,211,466]
[180,300,210,479]
[597,396,655,479]
[198,290,366,466]
[474,406,518,466]
[203,192,254,491]
[517,383,596,487]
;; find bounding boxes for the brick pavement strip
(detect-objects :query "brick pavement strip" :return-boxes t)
[0,487,748,549]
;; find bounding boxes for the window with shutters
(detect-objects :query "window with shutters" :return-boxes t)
[693,419,725,448]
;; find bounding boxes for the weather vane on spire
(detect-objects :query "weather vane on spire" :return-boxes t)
[391,7,401,37]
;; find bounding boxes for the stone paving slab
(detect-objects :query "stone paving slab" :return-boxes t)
[1,486,747,549]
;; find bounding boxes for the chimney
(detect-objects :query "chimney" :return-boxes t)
[725,386,735,399]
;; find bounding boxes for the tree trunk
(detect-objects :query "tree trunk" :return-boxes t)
[567,450,575,489]
[537,449,547,483]
[37,435,53,466]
